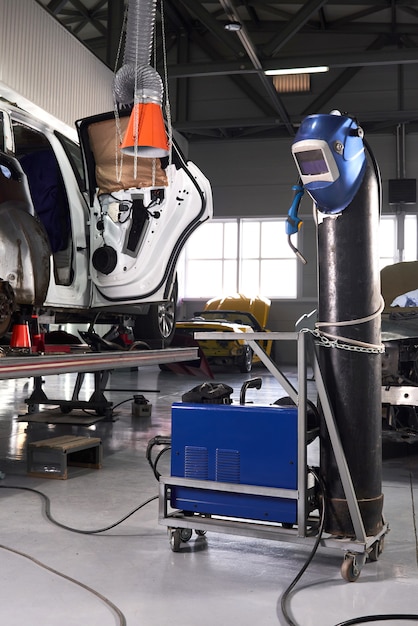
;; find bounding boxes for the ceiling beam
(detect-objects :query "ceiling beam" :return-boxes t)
[176,0,244,56]
[234,0,418,6]
[218,0,294,134]
[173,108,418,132]
[301,34,387,115]
[46,0,69,13]
[263,0,329,57]
[166,46,418,78]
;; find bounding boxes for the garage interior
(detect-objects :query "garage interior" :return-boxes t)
[1,1,418,625]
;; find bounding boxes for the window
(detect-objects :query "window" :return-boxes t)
[404,214,417,261]
[181,214,418,300]
[56,131,85,192]
[180,218,297,299]
[379,216,397,270]
[379,214,417,269]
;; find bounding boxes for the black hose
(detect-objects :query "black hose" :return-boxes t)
[335,615,418,625]
[279,468,418,626]
[0,485,157,534]
[280,468,326,626]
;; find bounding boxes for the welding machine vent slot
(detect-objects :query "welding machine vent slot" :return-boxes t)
[184,446,208,479]
[216,449,240,483]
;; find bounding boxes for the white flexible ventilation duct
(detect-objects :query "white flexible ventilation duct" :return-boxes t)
[113,0,163,106]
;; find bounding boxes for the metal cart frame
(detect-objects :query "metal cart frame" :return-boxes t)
[159,331,388,581]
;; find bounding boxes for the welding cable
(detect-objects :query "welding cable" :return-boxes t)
[0,542,126,625]
[146,435,171,480]
[279,468,326,626]
[279,471,418,626]
[334,614,418,625]
[0,485,157,534]
[149,446,171,480]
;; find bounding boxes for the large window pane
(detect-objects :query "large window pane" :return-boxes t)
[261,260,297,297]
[379,216,396,270]
[224,222,238,258]
[186,222,224,258]
[184,260,223,297]
[261,221,293,258]
[240,259,259,294]
[181,217,298,299]
[224,259,238,293]
[241,221,260,257]
[404,215,417,261]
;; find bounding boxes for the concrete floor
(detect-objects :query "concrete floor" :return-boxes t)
[0,362,417,626]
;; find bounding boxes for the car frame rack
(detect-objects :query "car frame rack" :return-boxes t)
[159,331,388,582]
[0,347,199,420]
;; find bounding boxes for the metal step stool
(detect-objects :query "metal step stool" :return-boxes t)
[27,435,102,479]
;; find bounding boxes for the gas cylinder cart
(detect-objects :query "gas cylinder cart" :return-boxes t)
[158,330,388,582]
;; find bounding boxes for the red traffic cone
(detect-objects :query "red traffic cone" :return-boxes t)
[10,321,32,352]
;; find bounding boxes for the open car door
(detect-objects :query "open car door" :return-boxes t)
[76,111,213,314]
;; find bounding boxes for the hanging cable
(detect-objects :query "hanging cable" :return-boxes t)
[159,0,173,173]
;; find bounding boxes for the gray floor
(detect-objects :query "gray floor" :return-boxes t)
[0,362,417,626]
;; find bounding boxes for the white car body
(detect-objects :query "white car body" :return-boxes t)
[0,101,213,344]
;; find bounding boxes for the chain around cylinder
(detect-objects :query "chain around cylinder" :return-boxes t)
[306,328,385,354]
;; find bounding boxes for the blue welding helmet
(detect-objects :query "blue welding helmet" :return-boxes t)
[291,111,366,214]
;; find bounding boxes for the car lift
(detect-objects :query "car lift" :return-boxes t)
[159,330,389,582]
[0,347,198,420]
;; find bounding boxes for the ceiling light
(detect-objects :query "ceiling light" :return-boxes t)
[265,66,329,76]
[224,21,242,32]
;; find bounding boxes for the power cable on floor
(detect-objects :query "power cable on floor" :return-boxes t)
[0,542,127,626]
[278,470,418,626]
[0,485,157,534]
[279,468,326,626]
[334,616,418,625]
[0,485,161,624]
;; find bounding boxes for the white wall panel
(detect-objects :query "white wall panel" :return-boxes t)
[0,0,114,135]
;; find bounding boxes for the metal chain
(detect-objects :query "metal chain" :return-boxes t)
[307,329,385,354]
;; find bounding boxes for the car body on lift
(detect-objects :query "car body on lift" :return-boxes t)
[0,101,212,346]
[381,260,418,441]
[173,294,273,373]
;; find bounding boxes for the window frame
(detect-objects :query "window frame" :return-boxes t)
[179,216,299,300]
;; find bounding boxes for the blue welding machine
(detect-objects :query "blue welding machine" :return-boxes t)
[170,402,299,524]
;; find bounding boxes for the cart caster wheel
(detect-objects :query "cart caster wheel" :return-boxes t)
[195,529,207,536]
[27,404,38,415]
[341,555,361,582]
[169,529,181,552]
[368,536,385,562]
[180,528,193,542]
[282,523,294,529]
[60,404,72,414]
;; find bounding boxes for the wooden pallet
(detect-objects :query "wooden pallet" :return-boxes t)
[27,435,102,479]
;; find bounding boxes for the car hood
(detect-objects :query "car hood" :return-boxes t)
[176,319,253,333]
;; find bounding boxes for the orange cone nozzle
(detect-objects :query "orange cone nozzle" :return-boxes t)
[10,321,31,350]
[120,102,169,158]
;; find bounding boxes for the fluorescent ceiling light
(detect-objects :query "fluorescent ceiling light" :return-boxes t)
[224,21,242,31]
[265,66,329,76]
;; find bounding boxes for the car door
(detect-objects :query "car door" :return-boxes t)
[8,110,90,312]
[76,110,213,308]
